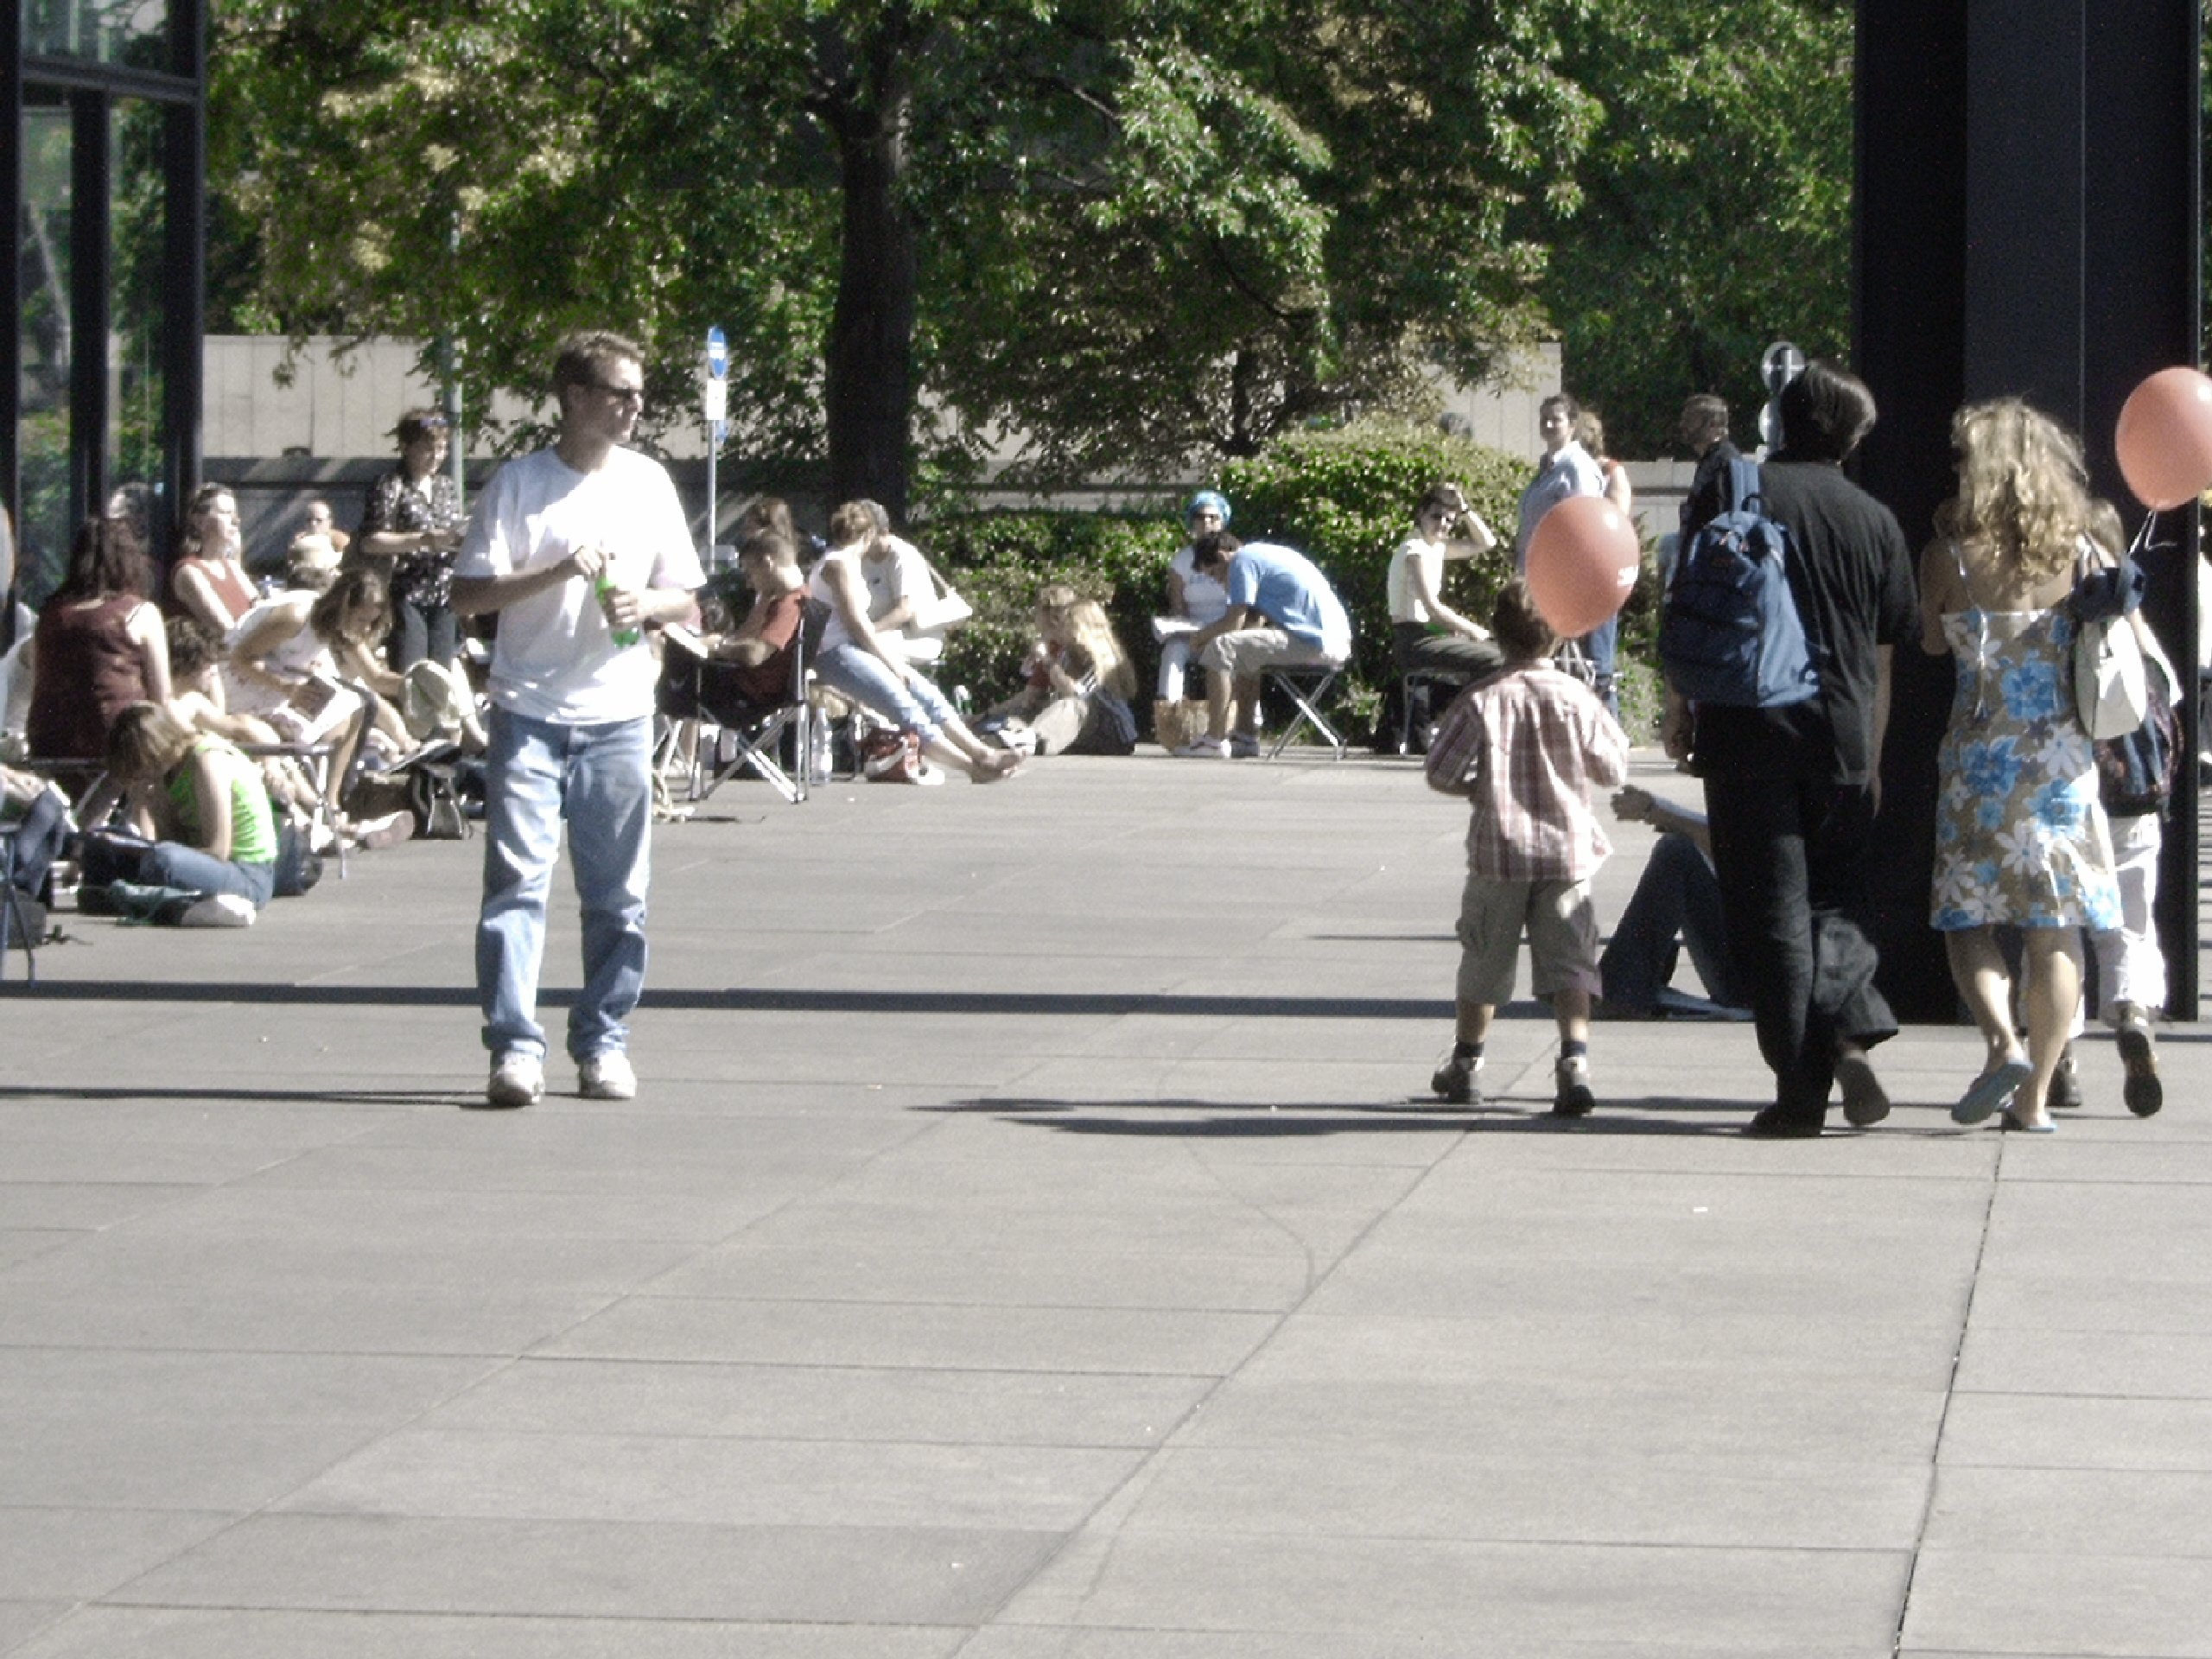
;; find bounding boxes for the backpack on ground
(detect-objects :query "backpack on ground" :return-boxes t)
[1660,458,1820,709]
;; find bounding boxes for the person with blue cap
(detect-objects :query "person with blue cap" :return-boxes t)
[1153,492,1234,714]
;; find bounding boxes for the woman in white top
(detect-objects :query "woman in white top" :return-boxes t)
[1387,480,1503,686]
[809,500,1019,783]
[1155,491,1233,702]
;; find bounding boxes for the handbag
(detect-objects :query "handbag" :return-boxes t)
[904,563,974,637]
[2069,545,2152,741]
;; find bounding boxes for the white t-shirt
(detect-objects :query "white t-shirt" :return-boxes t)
[455,446,703,723]
[1387,535,1444,625]
[1169,543,1230,626]
[809,546,867,653]
[860,535,931,623]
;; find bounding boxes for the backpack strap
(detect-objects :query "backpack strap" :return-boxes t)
[1726,457,1763,515]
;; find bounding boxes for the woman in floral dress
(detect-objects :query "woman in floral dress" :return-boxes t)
[1920,398,2121,1131]
[355,409,464,671]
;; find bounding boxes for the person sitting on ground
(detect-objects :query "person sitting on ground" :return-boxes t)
[1597,785,1750,1020]
[985,583,1138,755]
[165,615,325,825]
[1422,577,1630,1114]
[169,483,260,638]
[103,701,281,917]
[1387,480,1504,716]
[27,514,171,762]
[808,500,1020,784]
[290,498,353,563]
[1154,491,1234,708]
[1173,531,1353,758]
[229,563,410,755]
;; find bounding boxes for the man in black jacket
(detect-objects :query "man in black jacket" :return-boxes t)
[1667,362,1920,1137]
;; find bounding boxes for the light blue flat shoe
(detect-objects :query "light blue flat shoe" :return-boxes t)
[1953,1056,2033,1125]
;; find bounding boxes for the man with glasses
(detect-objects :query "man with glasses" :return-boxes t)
[452,330,704,1108]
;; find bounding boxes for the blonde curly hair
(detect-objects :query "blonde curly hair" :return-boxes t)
[1934,398,2090,582]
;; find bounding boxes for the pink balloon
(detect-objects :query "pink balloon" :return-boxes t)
[1525,495,1639,638]
[2115,365,2212,511]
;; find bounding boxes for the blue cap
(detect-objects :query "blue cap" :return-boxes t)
[1185,490,1231,525]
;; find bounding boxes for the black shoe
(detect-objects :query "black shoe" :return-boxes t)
[1837,1052,1891,1128]
[1551,1054,1595,1118]
[2117,1015,2163,1116]
[1431,1054,1480,1107]
[2046,1046,2083,1112]
[1745,1105,1823,1139]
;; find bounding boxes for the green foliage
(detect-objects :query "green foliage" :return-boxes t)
[1535,0,1854,456]
[1219,418,1526,723]
[209,0,1602,495]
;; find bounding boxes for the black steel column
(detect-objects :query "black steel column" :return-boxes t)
[68,90,111,537]
[2,0,21,585]
[1855,3,1969,1023]
[1859,0,2202,1020]
[163,0,207,550]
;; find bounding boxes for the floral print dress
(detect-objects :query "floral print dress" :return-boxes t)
[1930,601,2120,931]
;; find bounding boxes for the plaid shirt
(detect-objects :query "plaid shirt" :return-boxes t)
[1425,663,1629,880]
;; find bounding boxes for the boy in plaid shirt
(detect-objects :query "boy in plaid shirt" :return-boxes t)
[1424,578,1629,1112]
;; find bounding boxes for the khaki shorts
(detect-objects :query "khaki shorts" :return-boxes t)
[1454,874,1602,1007]
[1199,627,1340,681]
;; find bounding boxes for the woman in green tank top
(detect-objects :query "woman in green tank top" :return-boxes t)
[105,702,281,909]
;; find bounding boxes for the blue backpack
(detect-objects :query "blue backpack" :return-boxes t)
[1660,458,1820,708]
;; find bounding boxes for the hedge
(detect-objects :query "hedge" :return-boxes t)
[919,416,1662,742]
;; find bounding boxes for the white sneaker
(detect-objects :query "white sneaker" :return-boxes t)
[176,893,257,928]
[486,1051,544,1109]
[1173,737,1230,759]
[579,1050,638,1100]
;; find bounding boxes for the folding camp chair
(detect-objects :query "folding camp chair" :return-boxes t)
[1262,661,1349,760]
[656,621,811,805]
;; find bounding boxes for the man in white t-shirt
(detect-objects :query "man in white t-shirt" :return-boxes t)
[451,330,705,1108]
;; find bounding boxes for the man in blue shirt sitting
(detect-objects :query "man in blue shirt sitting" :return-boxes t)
[1173,533,1352,758]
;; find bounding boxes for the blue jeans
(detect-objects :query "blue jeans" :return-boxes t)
[477,707,652,1063]
[1577,615,1619,719]
[139,843,276,909]
[1599,832,1743,1013]
[814,643,958,744]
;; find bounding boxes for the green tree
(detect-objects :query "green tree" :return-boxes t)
[211,0,1600,513]
[1534,0,1854,457]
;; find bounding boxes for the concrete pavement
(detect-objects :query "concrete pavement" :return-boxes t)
[3,748,2209,1656]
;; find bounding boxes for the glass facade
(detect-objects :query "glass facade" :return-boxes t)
[9,0,200,620]
[16,105,73,602]
[21,0,169,68]
[107,96,169,575]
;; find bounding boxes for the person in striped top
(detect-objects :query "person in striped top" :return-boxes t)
[1422,578,1629,1115]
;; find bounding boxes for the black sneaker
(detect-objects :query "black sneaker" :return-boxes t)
[2117,1012,2163,1116]
[2046,1045,2084,1112]
[1745,1105,1823,1139]
[1431,1054,1481,1107]
[1837,1052,1891,1128]
[1551,1054,1595,1117]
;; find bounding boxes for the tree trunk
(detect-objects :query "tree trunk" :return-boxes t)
[823,56,917,524]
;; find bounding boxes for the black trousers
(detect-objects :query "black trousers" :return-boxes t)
[1702,770,1897,1123]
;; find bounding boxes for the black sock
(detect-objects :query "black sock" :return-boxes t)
[1560,1039,1588,1061]
[1452,1040,1481,1063]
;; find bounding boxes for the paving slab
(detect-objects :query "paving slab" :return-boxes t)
[3,754,2208,1654]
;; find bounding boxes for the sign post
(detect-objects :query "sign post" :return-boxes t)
[703,327,728,559]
